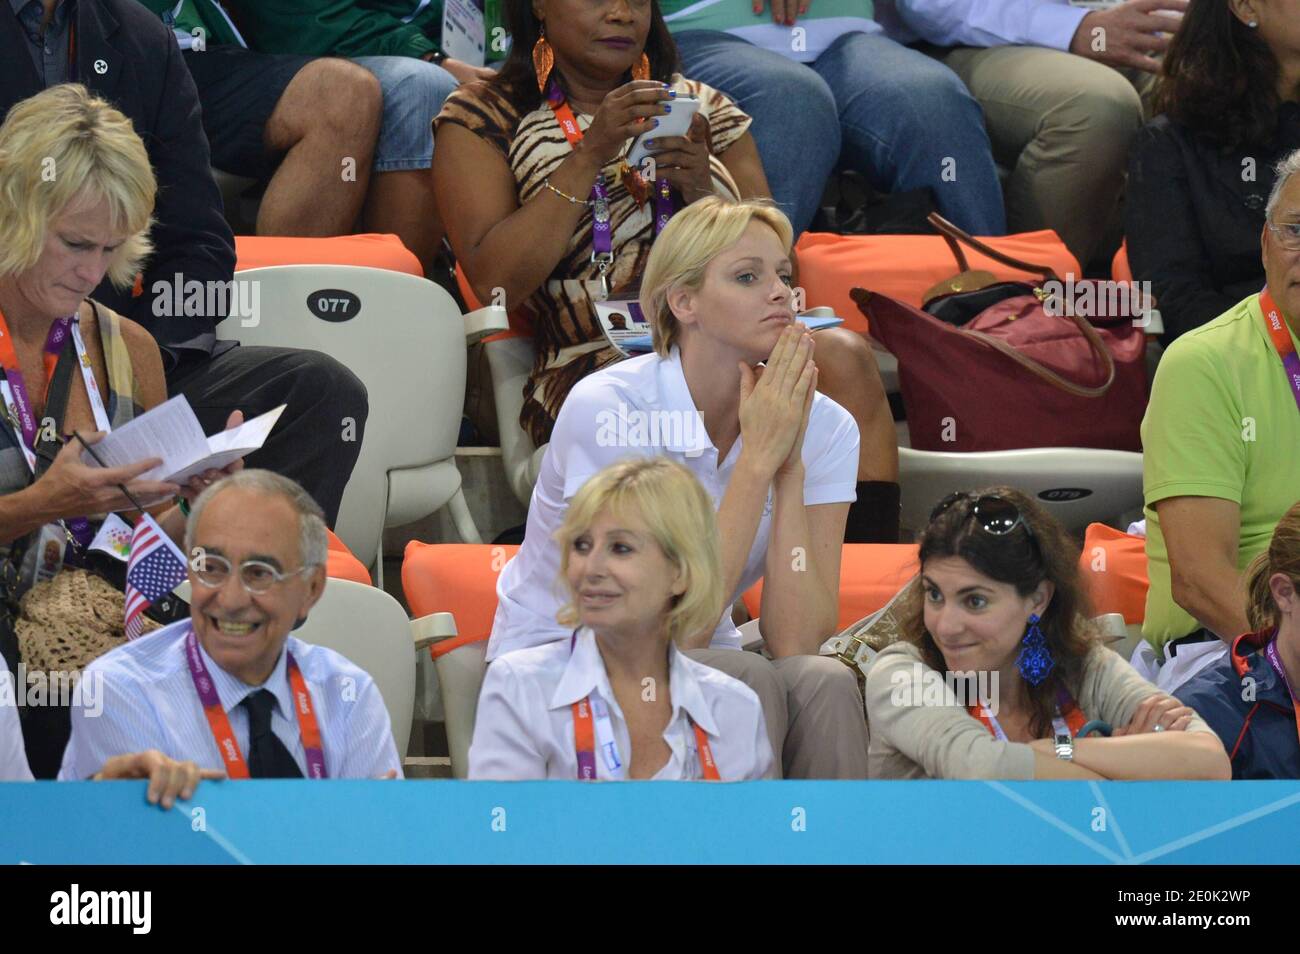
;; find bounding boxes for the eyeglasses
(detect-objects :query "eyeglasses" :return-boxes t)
[930,492,1038,546]
[1267,220,1300,251]
[191,553,314,594]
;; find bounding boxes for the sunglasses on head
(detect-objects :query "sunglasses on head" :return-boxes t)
[929,492,1038,544]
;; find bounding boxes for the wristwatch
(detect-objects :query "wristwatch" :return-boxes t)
[1054,732,1074,761]
[424,49,447,66]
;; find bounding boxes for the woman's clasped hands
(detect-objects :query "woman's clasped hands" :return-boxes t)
[738,324,817,481]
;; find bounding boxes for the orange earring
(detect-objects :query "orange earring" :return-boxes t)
[533,26,555,93]
[632,53,650,81]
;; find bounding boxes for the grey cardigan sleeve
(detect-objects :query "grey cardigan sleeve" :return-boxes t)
[864,643,1037,780]
[1076,645,1215,736]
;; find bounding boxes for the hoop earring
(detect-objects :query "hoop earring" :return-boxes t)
[632,52,651,81]
[1015,613,1054,686]
[533,26,555,93]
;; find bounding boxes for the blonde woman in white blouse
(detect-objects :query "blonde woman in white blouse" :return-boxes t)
[469,457,773,780]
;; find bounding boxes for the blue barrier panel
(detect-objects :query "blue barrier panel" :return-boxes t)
[3,780,1299,864]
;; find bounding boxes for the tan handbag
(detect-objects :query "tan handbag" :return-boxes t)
[820,582,913,720]
[15,569,161,676]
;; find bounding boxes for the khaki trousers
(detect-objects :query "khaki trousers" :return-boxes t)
[934,46,1155,268]
[686,649,869,779]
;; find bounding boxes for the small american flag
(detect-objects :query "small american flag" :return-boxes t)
[124,513,188,640]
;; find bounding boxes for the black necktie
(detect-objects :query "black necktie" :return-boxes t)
[241,690,303,779]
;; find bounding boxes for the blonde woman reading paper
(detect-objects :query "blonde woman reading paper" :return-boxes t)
[469,457,773,780]
[865,488,1230,780]
[0,85,243,775]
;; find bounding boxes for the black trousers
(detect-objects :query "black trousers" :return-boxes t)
[168,345,368,527]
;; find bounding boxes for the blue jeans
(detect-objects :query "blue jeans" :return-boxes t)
[673,30,1006,237]
[351,56,458,172]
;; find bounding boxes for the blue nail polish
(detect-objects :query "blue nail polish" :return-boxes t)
[644,138,656,148]
[653,119,660,128]
[663,104,671,112]
[668,90,677,98]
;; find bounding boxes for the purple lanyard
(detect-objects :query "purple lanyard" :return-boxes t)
[568,630,599,780]
[544,78,680,295]
[184,627,328,779]
[2,316,71,451]
[0,317,94,552]
[590,173,614,261]
[653,177,676,236]
[1265,637,1299,704]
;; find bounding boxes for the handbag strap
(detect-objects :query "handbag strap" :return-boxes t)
[928,212,1060,282]
[965,312,1117,398]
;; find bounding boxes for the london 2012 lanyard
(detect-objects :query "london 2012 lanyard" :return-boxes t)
[1259,287,1300,415]
[569,630,720,781]
[0,305,110,550]
[544,80,679,295]
[1263,636,1300,749]
[184,626,327,779]
[968,686,1086,742]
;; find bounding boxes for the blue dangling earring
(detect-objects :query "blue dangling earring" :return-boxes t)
[1015,613,1054,686]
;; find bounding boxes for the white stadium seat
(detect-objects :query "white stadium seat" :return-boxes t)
[898,445,1144,534]
[218,265,482,584]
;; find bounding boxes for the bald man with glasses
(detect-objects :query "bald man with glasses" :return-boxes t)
[59,470,401,781]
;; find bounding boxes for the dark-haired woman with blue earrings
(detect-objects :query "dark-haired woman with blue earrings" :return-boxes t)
[864,487,1231,780]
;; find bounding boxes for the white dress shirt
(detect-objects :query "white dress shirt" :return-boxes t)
[469,627,774,780]
[879,0,1089,52]
[488,346,859,660]
[0,670,33,781]
[58,619,402,781]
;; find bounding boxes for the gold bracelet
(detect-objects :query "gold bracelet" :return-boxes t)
[542,177,585,205]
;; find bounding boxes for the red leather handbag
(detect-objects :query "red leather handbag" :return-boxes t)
[855,215,1148,452]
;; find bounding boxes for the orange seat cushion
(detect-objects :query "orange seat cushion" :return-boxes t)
[742,544,920,631]
[325,529,372,585]
[794,230,1081,336]
[1079,522,1148,625]
[403,543,520,642]
[234,234,422,276]
[1112,241,1133,284]
[407,543,924,643]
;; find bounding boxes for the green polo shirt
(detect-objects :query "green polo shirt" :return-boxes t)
[1141,292,1300,649]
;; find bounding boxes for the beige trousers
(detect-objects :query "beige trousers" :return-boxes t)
[686,648,869,779]
[935,46,1155,268]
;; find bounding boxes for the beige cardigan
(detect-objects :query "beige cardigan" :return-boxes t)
[864,641,1215,779]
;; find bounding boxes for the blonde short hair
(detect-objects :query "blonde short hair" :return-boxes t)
[640,195,793,357]
[555,457,725,645]
[0,84,155,288]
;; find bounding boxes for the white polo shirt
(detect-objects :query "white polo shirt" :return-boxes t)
[488,346,859,660]
[1,670,33,781]
[468,626,774,780]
